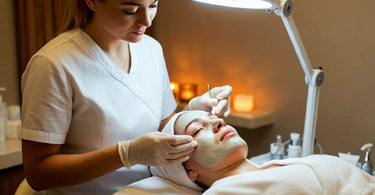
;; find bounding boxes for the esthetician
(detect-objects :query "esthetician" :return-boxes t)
[20,0,232,194]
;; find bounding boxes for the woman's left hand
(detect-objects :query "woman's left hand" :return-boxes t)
[187,85,232,117]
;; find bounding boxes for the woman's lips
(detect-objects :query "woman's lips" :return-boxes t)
[220,130,236,141]
[132,30,145,35]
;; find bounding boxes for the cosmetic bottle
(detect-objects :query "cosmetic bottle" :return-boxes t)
[287,132,301,158]
[360,143,373,175]
[270,135,284,160]
[5,105,21,139]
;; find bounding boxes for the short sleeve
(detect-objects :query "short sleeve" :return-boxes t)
[21,54,73,144]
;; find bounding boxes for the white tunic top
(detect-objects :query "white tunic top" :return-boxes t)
[21,28,176,194]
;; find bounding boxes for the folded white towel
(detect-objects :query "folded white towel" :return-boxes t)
[150,111,203,191]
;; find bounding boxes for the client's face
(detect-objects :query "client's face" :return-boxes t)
[175,110,248,168]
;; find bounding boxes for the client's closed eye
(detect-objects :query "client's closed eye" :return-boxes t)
[193,128,203,137]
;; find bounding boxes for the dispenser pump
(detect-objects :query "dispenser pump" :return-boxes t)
[360,143,373,175]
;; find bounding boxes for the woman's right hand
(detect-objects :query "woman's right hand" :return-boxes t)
[118,132,197,168]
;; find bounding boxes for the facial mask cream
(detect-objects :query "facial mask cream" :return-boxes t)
[191,125,246,167]
[176,111,246,167]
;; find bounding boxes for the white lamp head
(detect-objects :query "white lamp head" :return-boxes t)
[192,0,280,10]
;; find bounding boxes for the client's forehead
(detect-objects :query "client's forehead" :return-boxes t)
[175,110,209,135]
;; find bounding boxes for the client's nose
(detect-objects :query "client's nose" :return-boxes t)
[212,119,226,133]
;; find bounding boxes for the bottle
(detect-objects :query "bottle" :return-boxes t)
[0,87,7,141]
[5,104,21,139]
[8,105,21,121]
[270,135,284,160]
[287,132,301,158]
[360,143,373,175]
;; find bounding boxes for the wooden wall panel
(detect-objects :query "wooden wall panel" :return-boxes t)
[14,0,67,75]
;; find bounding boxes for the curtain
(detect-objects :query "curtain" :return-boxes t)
[14,0,67,75]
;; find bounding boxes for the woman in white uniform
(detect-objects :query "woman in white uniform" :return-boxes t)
[20,0,232,194]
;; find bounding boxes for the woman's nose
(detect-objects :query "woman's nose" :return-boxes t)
[137,10,153,28]
[212,119,226,133]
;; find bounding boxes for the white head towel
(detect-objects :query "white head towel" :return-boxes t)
[150,111,203,191]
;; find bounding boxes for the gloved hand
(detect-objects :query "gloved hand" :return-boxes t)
[118,132,197,169]
[188,85,232,117]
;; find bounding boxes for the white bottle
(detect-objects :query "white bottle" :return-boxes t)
[0,87,7,141]
[8,105,21,121]
[287,132,301,158]
[5,104,21,140]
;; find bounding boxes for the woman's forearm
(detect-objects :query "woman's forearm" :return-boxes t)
[23,140,123,191]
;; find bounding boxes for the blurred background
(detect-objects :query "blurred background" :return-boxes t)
[154,0,375,158]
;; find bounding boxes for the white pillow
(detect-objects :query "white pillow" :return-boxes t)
[114,176,202,195]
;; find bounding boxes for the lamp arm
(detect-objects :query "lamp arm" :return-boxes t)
[280,16,314,83]
[275,0,325,156]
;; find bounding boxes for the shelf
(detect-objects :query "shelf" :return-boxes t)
[177,104,274,129]
[226,110,274,129]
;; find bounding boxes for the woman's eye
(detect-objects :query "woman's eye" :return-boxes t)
[193,128,203,137]
[123,3,158,15]
[150,4,159,8]
[123,9,138,15]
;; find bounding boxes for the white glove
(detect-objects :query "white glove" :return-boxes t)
[188,85,232,117]
[118,132,197,169]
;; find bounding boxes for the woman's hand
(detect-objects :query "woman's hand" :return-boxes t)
[187,85,232,117]
[118,132,197,168]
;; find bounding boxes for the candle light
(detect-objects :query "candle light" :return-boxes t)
[233,94,254,112]
[170,82,180,101]
[179,83,197,103]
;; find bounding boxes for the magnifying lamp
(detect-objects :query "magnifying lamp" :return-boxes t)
[193,0,325,157]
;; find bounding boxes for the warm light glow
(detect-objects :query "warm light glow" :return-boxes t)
[181,91,195,100]
[192,0,276,9]
[179,83,197,103]
[170,82,180,101]
[170,82,180,93]
[233,94,254,112]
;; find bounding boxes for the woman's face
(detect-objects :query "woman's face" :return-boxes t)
[93,0,158,42]
[175,110,248,168]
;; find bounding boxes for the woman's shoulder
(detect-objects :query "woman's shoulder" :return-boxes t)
[31,28,88,65]
[38,28,81,53]
[25,29,85,70]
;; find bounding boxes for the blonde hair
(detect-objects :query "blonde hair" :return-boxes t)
[58,0,97,34]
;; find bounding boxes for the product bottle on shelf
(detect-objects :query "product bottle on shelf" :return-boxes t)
[287,132,301,158]
[270,135,284,160]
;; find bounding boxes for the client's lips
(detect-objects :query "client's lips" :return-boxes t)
[220,129,236,141]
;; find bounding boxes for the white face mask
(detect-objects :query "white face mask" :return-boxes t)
[176,111,247,167]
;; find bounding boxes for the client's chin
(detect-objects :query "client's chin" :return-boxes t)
[214,138,248,169]
[184,137,248,188]
[190,136,248,170]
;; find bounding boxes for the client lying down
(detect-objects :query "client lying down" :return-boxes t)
[151,110,375,194]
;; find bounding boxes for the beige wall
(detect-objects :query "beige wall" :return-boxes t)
[154,0,375,159]
[0,0,20,105]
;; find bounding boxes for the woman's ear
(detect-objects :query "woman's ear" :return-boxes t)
[84,0,99,11]
[187,169,199,182]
